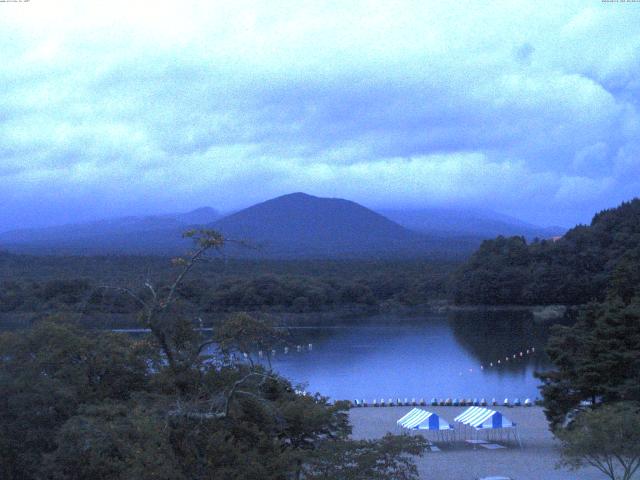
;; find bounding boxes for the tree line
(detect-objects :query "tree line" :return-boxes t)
[452,199,640,305]
[0,257,455,318]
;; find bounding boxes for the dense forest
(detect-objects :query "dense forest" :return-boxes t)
[452,199,640,305]
[0,254,456,325]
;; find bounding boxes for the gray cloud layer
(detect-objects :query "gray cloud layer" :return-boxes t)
[1,0,639,231]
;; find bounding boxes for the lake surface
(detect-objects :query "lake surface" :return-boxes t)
[1,309,559,402]
[264,311,555,401]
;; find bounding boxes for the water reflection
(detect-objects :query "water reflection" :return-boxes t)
[448,310,551,374]
[267,312,556,401]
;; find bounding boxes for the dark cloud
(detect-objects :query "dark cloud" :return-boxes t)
[0,1,639,231]
[514,43,534,65]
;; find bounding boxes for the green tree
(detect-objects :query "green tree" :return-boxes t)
[42,402,184,480]
[537,296,640,430]
[608,247,640,303]
[453,198,640,306]
[0,318,149,480]
[303,434,428,480]
[214,312,287,368]
[556,402,640,480]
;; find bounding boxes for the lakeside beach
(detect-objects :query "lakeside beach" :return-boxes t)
[349,406,604,480]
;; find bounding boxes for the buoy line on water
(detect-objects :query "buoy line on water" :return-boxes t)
[346,397,536,408]
[455,346,538,377]
[255,343,314,358]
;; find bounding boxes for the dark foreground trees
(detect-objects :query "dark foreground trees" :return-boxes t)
[0,230,427,479]
[537,292,640,479]
[557,403,640,480]
[537,296,640,430]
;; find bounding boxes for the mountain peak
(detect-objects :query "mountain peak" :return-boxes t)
[187,206,217,214]
[273,192,319,201]
[284,191,315,197]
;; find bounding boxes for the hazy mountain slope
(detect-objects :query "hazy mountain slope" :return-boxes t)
[0,207,220,255]
[211,193,479,258]
[168,207,220,225]
[0,194,483,258]
[380,207,566,239]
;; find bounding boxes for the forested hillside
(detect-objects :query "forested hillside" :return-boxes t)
[452,199,640,305]
[0,255,455,322]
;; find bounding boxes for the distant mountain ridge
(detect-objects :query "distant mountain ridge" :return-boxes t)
[380,207,565,240]
[0,207,221,255]
[0,193,557,257]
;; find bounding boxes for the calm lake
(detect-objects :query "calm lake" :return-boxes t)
[0,309,560,402]
[263,310,557,402]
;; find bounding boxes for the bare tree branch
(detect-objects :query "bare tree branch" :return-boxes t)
[96,285,149,310]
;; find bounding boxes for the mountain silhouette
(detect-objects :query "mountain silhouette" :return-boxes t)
[210,193,477,258]
[0,194,485,257]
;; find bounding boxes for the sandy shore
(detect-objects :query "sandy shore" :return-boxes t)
[349,406,604,480]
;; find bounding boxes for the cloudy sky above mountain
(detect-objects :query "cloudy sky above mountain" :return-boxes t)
[1,0,639,231]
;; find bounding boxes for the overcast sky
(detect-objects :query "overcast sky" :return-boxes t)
[1,0,639,231]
